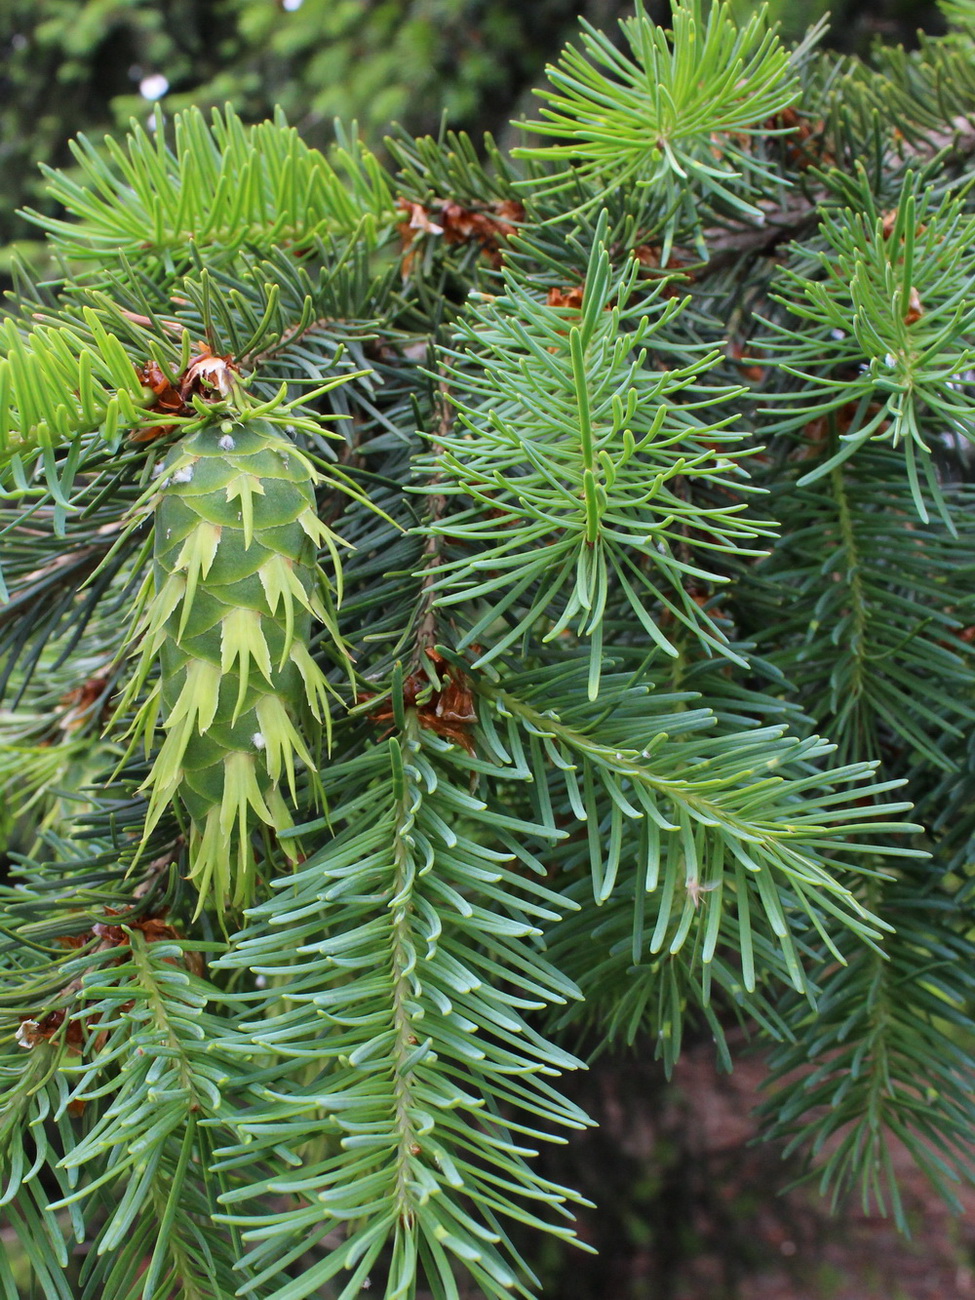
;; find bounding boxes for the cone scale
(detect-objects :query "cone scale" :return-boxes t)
[131,417,335,912]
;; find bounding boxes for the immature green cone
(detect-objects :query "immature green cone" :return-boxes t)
[130,417,339,913]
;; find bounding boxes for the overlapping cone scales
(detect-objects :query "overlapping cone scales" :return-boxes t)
[145,419,333,911]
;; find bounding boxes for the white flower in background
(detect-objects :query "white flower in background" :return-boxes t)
[139,74,169,101]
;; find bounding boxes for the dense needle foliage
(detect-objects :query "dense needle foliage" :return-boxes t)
[2,2,975,1296]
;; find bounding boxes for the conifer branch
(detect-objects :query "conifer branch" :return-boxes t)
[413,370,452,665]
[4,4,975,1293]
